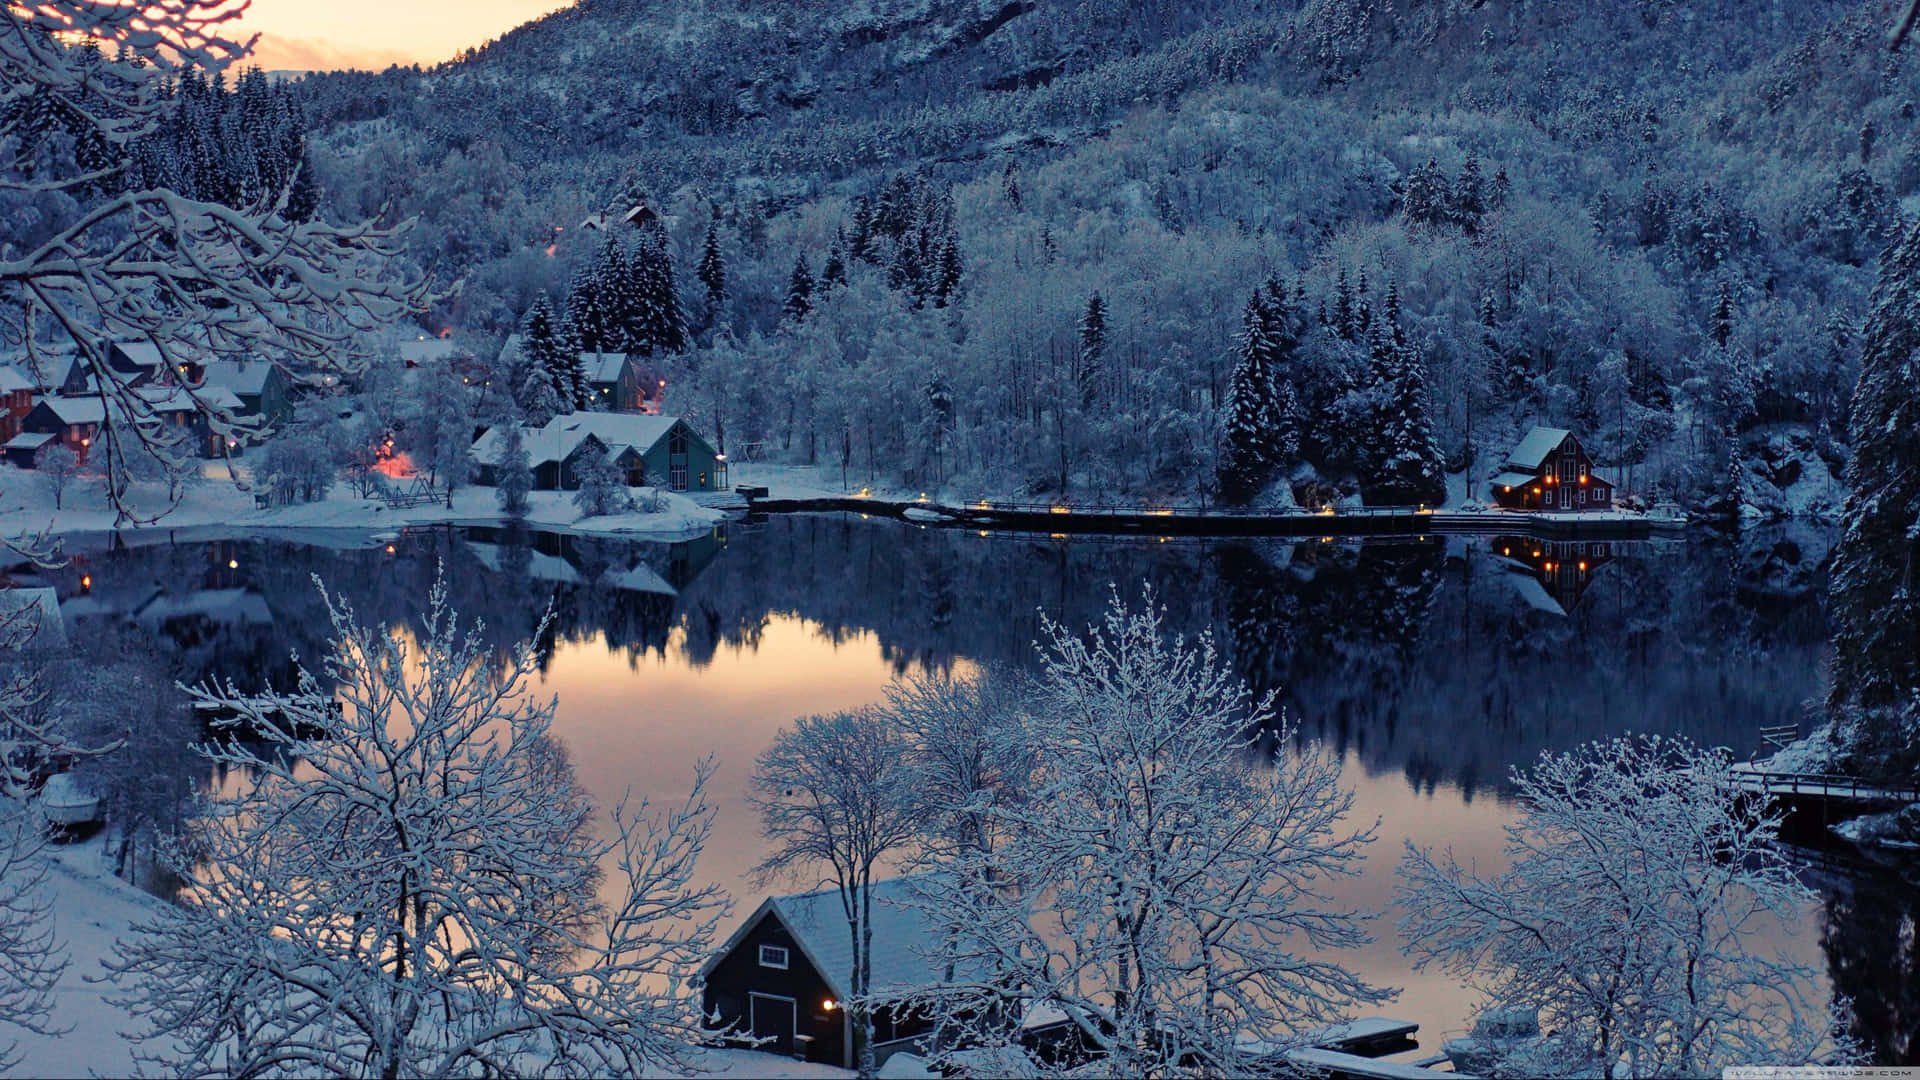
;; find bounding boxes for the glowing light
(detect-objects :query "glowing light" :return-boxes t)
[1149,509,1174,517]
[823,999,838,1012]
[978,530,989,538]
[856,487,870,498]
[1578,561,1588,571]
[227,559,238,569]
[386,544,397,554]
[80,574,91,591]
[918,493,928,502]
[1049,505,1071,515]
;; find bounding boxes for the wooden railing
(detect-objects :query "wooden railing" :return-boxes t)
[1727,768,1920,804]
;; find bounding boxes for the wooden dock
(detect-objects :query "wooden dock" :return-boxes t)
[746,494,1680,541]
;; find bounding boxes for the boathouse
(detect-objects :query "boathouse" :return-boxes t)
[697,877,944,1069]
[1489,427,1613,511]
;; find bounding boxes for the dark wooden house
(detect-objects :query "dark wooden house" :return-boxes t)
[1488,427,1614,512]
[697,877,947,1069]
[19,395,104,462]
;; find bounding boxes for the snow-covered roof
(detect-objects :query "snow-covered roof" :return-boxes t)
[397,338,460,365]
[194,360,276,397]
[1488,471,1538,490]
[0,365,31,394]
[1502,570,1566,616]
[111,341,175,370]
[134,589,273,626]
[1504,427,1572,470]
[0,587,66,651]
[701,876,955,1001]
[131,385,243,414]
[469,422,600,469]
[582,352,630,384]
[472,413,689,470]
[3,432,55,451]
[497,334,525,365]
[600,562,675,596]
[34,395,105,425]
[463,541,585,584]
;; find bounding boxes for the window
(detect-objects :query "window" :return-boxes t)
[758,944,789,969]
[669,428,688,456]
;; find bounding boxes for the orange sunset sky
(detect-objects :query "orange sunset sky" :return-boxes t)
[230,0,575,72]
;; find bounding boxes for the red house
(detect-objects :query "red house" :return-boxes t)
[1489,427,1613,512]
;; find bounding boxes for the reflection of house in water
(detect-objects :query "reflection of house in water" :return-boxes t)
[1489,535,1616,616]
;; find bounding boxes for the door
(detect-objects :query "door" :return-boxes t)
[750,992,797,1054]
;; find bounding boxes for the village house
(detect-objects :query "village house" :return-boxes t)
[17,395,105,462]
[1488,427,1614,512]
[105,340,178,386]
[191,360,291,427]
[469,413,725,492]
[0,365,33,443]
[499,336,659,413]
[696,878,946,1070]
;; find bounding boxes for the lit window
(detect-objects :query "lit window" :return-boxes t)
[759,945,789,970]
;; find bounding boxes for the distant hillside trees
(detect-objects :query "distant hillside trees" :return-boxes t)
[123,67,319,221]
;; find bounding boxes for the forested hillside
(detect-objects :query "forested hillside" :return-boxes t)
[292,0,1916,509]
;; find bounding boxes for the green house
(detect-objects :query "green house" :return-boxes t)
[471,413,727,492]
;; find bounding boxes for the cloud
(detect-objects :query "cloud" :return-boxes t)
[246,33,421,73]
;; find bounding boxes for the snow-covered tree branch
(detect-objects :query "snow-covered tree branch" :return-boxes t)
[1397,736,1853,1079]
[907,588,1390,1077]
[1,0,429,523]
[106,570,728,1078]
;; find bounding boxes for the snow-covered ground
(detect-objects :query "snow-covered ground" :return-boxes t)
[0,462,725,545]
[13,834,852,1079]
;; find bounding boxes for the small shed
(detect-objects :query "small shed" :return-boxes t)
[1489,427,1614,512]
[698,877,948,1069]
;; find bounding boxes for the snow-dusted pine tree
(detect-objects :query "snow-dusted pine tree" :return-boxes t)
[750,708,923,1080]
[1399,737,1851,1078]
[1364,286,1446,506]
[108,575,728,1079]
[631,225,688,357]
[1076,292,1106,409]
[494,420,533,516]
[697,216,727,324]
[518,296,575,422]
[1218,288,1287,504]
[1828,218,1920,777]
[908,589,1389,1078]
[784,252,815,324]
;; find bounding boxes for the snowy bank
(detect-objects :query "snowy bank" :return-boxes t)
[0,463,726,547]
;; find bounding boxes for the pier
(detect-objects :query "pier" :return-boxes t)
[744,492,1681,541]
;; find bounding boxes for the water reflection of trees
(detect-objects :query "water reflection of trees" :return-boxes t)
[1814,852,1920,1064]
[37,517,1832,801]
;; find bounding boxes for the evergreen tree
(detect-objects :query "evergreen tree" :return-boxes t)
[1454,155,1486,234]
[1710,281,1735,349]
[697,217,727,322]
[1077,292,1107,409]
[821,245,847,290]
[848,197,877,263]
[1218,289,1288,504]
[1333,267,1356,340]
[1364,296,1447,506]
[494,421,533,516]
[1403,157,1452,229]
[1490,167,1513,210]
[1828,220,1920,777]
[630,225,688,356]
[1001,158,1021,210]
[518,296,574,423]
[568,241,622,353]
[784,253,815,324]
[933,235,962,308]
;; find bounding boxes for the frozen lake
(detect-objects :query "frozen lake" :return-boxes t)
[19,514,1917,1063]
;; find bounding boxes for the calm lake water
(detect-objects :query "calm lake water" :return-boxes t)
[20,514,1919,1063]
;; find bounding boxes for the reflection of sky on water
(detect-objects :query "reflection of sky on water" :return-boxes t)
[31,517,1861,1056]
[534,615,1827,1049]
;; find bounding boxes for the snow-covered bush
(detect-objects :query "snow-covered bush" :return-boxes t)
[108,573,729,1078]
[1398,736,1852,1078]
[258,434,334,505]
[571,456,632,518]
